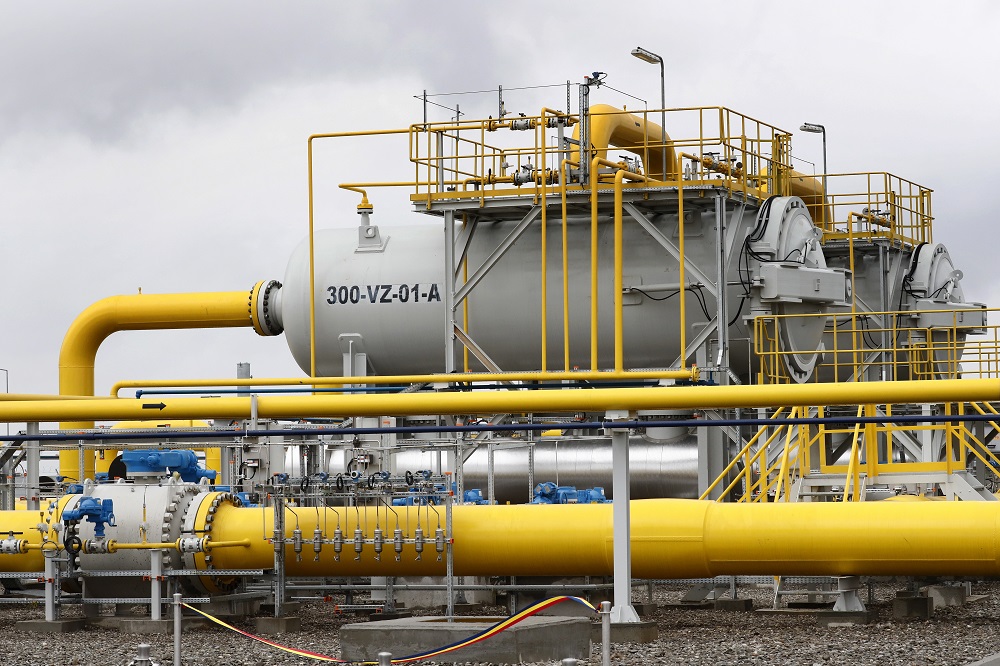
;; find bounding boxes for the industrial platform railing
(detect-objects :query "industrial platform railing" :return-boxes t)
[404,105,795,205]
[753,305,991,385]
[796,171,933,246]
[702,401,1000,503]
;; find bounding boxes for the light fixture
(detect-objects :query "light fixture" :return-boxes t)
[799,123,828,226]
[631,47,666,178]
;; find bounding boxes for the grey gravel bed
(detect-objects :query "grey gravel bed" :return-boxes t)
[1,583,999,666]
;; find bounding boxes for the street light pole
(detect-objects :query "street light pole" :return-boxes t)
[799,123,827,226]
[632,46,666,179]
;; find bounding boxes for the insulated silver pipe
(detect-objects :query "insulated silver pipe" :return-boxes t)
[383,432,699,503]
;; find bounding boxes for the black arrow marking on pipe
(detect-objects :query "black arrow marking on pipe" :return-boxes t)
[142,402,167,410]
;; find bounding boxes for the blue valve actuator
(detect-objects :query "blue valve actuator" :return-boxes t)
[62,497,116,538]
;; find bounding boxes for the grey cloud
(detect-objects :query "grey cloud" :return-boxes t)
[0,1,506,143]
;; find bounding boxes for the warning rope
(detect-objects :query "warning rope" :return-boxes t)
[182,595,596,664]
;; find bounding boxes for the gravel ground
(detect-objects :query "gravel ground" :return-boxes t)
[1,583,1000,666]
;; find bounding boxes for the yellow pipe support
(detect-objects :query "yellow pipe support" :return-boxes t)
[7,379,1000,424]
[58,291,257,482]
[200,499,1000,579]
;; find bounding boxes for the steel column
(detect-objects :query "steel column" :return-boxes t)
[26,422,39,511]
[609,412,639,623]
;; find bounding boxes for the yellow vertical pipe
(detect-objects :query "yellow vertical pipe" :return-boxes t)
[560,160,575,372]
[462,215,470,373]
[58,291,254,482]
[307,138,318,379]
[614,170,625,372]
[864,402,878,478]
[540,117,548,372]
[590,158,600,371]
[945,401,955,476]
[678,177,687,367]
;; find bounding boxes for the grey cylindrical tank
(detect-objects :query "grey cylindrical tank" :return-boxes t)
[279,213,759,378]
[822,241,977,381]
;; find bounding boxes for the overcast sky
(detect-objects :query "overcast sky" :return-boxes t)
[1,0,997,414]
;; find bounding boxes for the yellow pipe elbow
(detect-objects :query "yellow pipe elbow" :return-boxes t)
[573,104,678,180]
[58,291,256,482]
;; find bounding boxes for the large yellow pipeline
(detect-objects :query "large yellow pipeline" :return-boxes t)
[8,379,1000,424]
[58,290,257,481]
[205,499,1000,578]
[6,497,1000,579]
[572,104,679,180]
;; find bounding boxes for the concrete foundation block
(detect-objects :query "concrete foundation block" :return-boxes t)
[633,602,658,617]
[965,651,1000,666]
[107,618,179,634]
[893,595,934,620]
[88,616,207,633]
[815,610,872,627]
[714,598,754,612]
[114,603,147,617]
[590,621,658,644]
[371,610,413,621]
[254,616,302,634]
[372,576,495,610]
[925,585,966,608]
[437,603,483,615]
[895,589,918,598]
[342,615,590,664]
[16,618,88,633]
[258,602,302,616]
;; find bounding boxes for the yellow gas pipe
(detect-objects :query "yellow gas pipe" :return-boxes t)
[7,498,1000,579]
[7,379,1000,424]
[58,290,260,481]
[203,499,1000,579]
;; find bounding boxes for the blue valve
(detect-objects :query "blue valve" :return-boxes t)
[62,497,116,538]
[122,449,217,483]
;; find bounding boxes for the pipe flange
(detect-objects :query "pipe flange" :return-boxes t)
[178,492,242,595]
[249,280,284,337]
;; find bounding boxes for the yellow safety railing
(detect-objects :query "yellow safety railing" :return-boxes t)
[706,400,1000,503]
[796,171,933,246]
[753,306,991,385]
[406,106,794,205]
